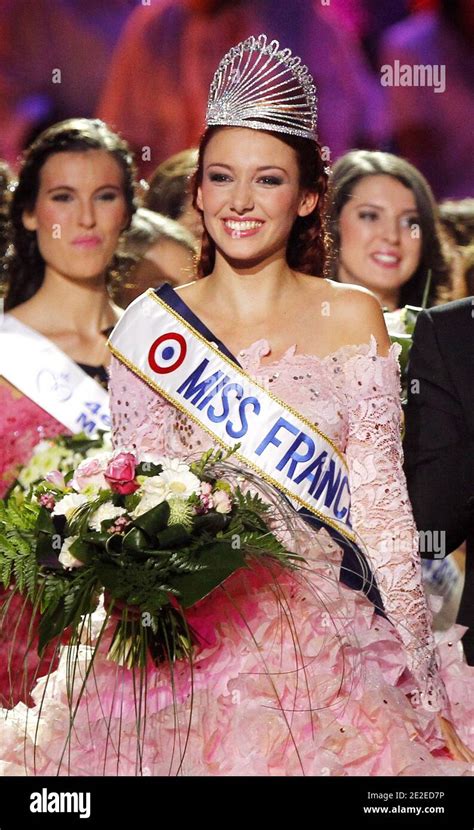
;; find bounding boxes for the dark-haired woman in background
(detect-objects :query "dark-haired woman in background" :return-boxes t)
[327,150,450,311]
[326,151,464,632]
[438,199,474,302]
[144,148,202,242]
[0,117,136,707]
[115,206,197,308]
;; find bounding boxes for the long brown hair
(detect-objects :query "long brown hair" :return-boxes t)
[145,148,198,220]
[191,126,328,278]
[327,150,450,308]
[4,118,137,311]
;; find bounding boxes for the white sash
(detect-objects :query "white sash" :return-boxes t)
[0,315,110,436]
[109,290,355,543]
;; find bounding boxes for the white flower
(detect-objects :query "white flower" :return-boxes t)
[17,442,72,489]
[132,462,200,517]
[52,493,88,520]
[88,504,127,532]
[132,496,155,517]
[141,475,170,497]
[58,536,83,569]
[213,490,232,514]
[384,309,407,336]
[132,476,170,517]
[158,463,200,499]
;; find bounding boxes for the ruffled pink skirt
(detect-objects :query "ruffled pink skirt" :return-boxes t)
[0,543,472,776]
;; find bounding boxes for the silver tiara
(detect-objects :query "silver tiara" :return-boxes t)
[206,34,318,141]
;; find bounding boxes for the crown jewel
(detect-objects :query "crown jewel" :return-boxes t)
[206,34,318,141]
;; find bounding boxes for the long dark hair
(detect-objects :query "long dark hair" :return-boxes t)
[4,118,137,311]
[145,148,198,220]
[0,161,15,283]
[191,126,329,278]
[327,150,450,308]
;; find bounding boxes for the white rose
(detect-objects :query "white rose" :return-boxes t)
[88,504,127,532]
[384,309,407,336]
[131,475,170,517]
[58,536,83,569]
[52,493,88,520]
[133,490,169,519]
[141,475,169,494]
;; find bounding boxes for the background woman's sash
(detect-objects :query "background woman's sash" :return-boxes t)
[0,315,110,435]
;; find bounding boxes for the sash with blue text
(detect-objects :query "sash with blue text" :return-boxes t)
[0,315,110,436]
[109,284,384,614]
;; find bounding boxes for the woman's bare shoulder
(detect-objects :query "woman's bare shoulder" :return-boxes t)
[311,279,392,357]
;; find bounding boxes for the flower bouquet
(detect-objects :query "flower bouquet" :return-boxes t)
[383,270,432,401]
[383,305,422,385]
[6,430,113,500]
[0,445,302,670]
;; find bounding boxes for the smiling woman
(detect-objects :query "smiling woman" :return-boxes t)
[193,125,328,280]
[327,150,450,311]
[196,129,319,264]
[1,36,473,777]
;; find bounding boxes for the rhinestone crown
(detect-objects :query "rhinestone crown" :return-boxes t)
[206,34,318,141]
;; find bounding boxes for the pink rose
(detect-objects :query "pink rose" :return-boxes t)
[199,482,214,513]
[45,470,66,489]
[38,493,56,511]
[104,452,139,495]
[71,455,110,493]
[213,490,232,514]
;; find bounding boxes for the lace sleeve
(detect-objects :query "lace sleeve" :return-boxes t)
[343,336,449,715]
[109,356,168,455]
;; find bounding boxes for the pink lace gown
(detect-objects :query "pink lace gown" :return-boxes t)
[0,380,68,708]
[1,337,472,776]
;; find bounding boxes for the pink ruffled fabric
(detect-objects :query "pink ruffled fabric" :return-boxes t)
[0,554,471,776]
[0,382,68,708]
[1,336,473,776]
[0,381,67,499]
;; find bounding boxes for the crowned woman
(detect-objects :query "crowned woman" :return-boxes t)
[1,36,472,775]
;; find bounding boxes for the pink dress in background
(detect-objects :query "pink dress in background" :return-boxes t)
[0,380,67,499]
[0,353,109,709]
[1,337,472,775]
[0,380,68,708]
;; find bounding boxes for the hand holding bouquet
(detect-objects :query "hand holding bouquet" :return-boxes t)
[0,445,302,669]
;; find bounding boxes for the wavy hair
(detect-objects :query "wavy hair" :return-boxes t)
[326,150,450,308]
[191,126,328,279]
[4,118,137,311]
